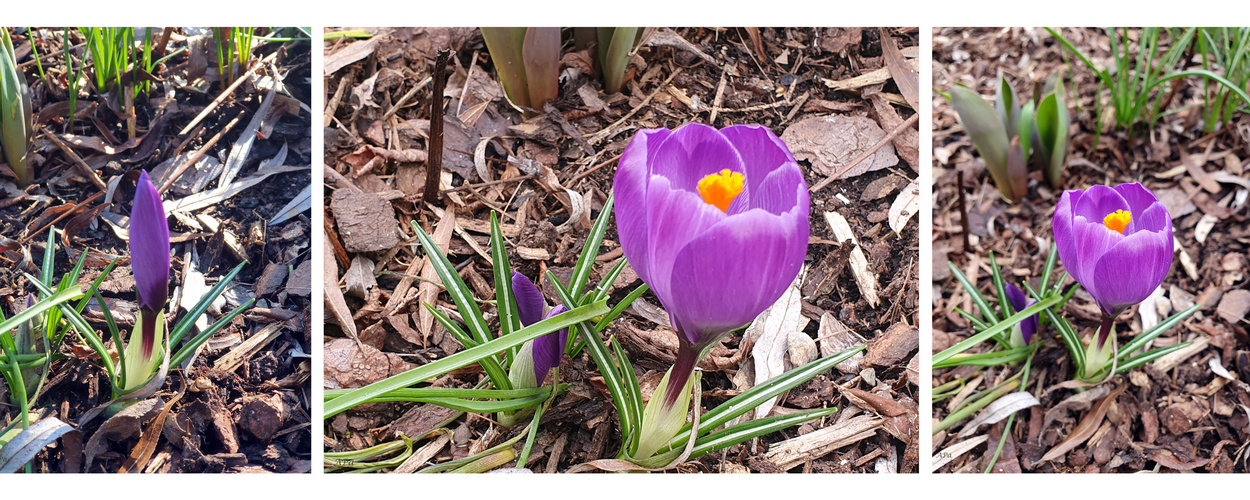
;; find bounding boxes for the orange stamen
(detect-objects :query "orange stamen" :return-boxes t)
[1103,209,1131,234]
[697,169,745,213]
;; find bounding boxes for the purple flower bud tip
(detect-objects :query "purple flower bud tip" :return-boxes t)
[1005,283,1038,344]
[1053,183,1173,316]
[530,305,568,382]
[511,271,568,383]
[612,123,810,351]
[130,170,170,354]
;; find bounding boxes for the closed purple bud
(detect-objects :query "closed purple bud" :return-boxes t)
[129,170,170,355]
[530,305,568,382]
[511,271,567,384]
[1005,283,1038,344]
[1052,183,1173,316]
[511,271,545,329]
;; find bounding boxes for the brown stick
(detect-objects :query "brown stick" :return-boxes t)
[177,51,275,136]
[424,50,452,204]
[440,174,534,194]
[957,170,970,253]
[158,110,245,194]
[22,191,103,245]
[810,112,919,193]
[40,128,107,191]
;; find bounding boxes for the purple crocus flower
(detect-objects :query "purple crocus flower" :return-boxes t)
[510,271,567,386]
[1052,183,1173,316]
[613,123,809,457]
[1005,283,1038,346]
[129,170,170,356]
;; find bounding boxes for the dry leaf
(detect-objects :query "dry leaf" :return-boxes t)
[745,274,808,419]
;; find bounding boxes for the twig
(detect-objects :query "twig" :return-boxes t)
[22,191,102,245]
[456,51,478,116]
[708,65,728,124]
[568,153,622,186]
[178,51,276,136]
[382,76,430,122]
[440,174,534,194]
[40,127,107,191]
[809,113,919,193]
[957,170,970,253]
[158,110,245,194]
[424,50,452,203]
[585,68,684,145]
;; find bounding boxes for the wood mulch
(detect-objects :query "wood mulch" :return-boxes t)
[932,27,1250,473]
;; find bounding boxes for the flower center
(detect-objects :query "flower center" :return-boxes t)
[1103,209,1131,234]
[697,169,745,213]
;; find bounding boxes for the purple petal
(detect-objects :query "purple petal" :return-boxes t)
[530,305,569,382]
[641,176,728,301]
[613,128,671,286]
[1090,229,1172,314]
[130,170,170,314]
[664,208,808,347]
[739,164,808,216]
[1004,283,1028,313]
[1068,214,1124,288]
[719,124,797,203]
[1053,189,1082,283]
[1020,300,1039,343]
[1113,182,1162,226]
[1072,184,1129,223]
[511,271,546,328]
[649,123,747,198]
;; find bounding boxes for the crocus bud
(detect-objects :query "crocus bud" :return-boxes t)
[1005,283,1038,349]
[125,170,170,388]
[613,123,809,458]
[1052,183,1173,316]
[507,271,568,389]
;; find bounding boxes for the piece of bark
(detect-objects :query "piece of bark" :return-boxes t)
[330,188,400,253]
[863,322,919,368]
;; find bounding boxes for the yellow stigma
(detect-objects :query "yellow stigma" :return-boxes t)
[1103,209,1131,234]
[697,169,745,213]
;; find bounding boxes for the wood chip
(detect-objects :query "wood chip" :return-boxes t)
[764,415,882,471]
[213,323,284,373]
[823,211,879,307]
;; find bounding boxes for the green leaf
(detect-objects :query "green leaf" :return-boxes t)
[411,219,509,390]
[688,408,837,461]
[948,85,1011,199]
[323,300,609,419]
[933,294,1064,365]
[664,345,865,451]
[569,195,614,300]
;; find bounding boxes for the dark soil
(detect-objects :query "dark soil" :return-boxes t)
[0,28,312,473]
[323,27,920,473]
[932,27,1250,473]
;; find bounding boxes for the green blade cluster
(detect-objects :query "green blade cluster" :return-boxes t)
[1033,78,1070,189]
[946,80,1026,202]
[946,70,1072,202]
[0,29,32,186]
[480,28,560,115]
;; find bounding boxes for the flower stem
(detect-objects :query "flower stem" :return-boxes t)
[1096,313,1115,350]
[664,343,698,407]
